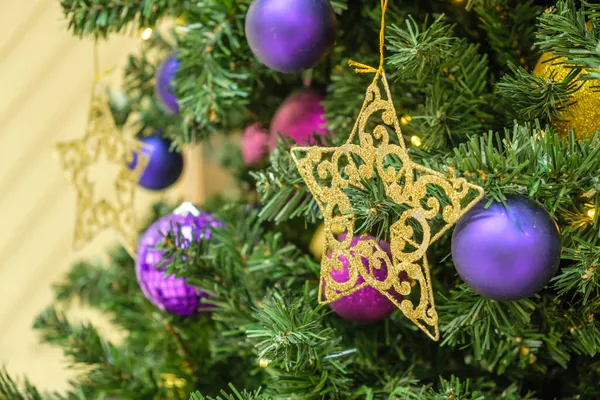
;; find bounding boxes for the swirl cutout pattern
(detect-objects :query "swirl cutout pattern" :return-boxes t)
[291,72,484,341]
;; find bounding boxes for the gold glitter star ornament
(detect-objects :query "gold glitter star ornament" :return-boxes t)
[55,87,149,256]
[291,0,484,341]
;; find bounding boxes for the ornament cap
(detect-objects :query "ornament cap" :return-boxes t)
[174,202,201,216]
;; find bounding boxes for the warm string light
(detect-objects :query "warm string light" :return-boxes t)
[587,208,596,219]
[410,135,422,147]
[141,27,153,40]
[160,373,186,388]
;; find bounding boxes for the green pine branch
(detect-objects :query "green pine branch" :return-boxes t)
[387,15,456,83]
[33,307,160,398]
[118,32,187,142]
[439,285,540,374]
[51,247,155,335]
[553,237,600,304]
[59,0,187,37]
[251,143,321,225]
[190,385,268,400]
[471,0,541,69]
[386,14,495,148]
[246,292,353,399]
[0,367,45,400]
[497,61,579,122]
[536,0,599,60]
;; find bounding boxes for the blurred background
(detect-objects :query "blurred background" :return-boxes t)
[0,0,231,391]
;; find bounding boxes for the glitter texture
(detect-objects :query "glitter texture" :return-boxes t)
[291,70,484,341]
[329,235,401,322]
[55,86,150,256]
[533,53,600,138]
[136,211,222,315]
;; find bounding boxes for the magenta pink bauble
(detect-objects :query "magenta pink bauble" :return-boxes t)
[241,123,270,165]
[269,89,328,149]
[328,235,401,323]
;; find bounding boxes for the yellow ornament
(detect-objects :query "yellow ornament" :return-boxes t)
[310,224,326,260]
[291,0,484,341]
[310,223,344,260]
[55,85,150,257]
[533,53,600,138]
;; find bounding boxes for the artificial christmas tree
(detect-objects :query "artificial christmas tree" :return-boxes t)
[3,0,600,399]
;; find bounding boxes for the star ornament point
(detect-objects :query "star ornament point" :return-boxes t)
[291,71,484,341]
[55,88,150,257]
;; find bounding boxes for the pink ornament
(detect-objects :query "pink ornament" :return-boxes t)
[269,89,328,149]
[328,235,402,323]
[242,123,270,165]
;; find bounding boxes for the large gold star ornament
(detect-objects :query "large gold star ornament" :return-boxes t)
[291,0,484,341]
[55,87,149,256]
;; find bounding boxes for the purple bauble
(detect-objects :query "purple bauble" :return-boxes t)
[451,195,561,301]
[128,133,184,191]
[137,211,222,315]
[155,56,180,114]
[245,0,337,73]
[328,236,402,323]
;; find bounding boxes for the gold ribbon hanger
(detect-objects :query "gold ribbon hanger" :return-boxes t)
[291,0,484,341]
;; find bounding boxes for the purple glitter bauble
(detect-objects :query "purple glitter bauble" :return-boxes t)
[129,133,184,191]
[245,0,337,73]
[451,195,561,301]
[155,56,180,114]
[328,236,402,323]
[137,212,222,315]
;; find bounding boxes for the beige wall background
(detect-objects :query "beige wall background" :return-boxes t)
[0,0,232,392]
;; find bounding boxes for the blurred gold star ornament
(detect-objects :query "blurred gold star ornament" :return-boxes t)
[55,86,149,256]
[291,0,484,341]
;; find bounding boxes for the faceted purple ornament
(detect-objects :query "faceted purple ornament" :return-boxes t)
[155,56,180,114]
[128,132,184,191]
[451,195,561,301]
[136,211,222,315]
[328,236,403,323]
[245,0,337,73]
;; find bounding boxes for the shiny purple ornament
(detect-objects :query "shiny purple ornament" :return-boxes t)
[245,0,337,73]
[451,195,561,301]
[155,56,180,114]
[128,133,184,191]
[329,236,402,323]
[136,211,222,315]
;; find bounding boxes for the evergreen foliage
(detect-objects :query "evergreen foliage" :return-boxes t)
[3,0,600,399]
